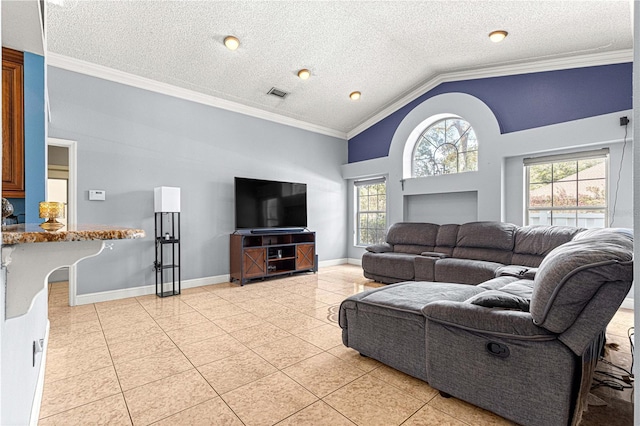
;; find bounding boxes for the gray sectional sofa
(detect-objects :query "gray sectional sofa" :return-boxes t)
[362,221,581,284]
[341,222,633,426]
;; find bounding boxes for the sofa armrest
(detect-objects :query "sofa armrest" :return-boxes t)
[420,251,450,258]
[366,243,393,253]
[422,301,555,339]
[495,265,538,280]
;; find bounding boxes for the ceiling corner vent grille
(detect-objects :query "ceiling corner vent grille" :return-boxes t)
[267,87,289,99]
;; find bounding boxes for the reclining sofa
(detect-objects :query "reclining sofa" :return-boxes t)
[362,221,583,284]
[341,223,633,426]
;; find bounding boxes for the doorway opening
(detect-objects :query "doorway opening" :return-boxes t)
[46,138,78,305]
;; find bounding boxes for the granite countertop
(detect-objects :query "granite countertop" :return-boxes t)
[2,224,145,244]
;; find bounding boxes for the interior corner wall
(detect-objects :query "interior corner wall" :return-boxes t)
[23,52,45,223]
[46,67,348,295]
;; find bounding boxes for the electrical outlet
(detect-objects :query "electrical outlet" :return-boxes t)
[620,116,629,126]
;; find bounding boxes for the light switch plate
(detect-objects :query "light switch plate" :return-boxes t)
[89,190,106,201]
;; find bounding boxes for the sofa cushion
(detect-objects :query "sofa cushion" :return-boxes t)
[465,290,531,312]
[498,281,535,298]
[476,275,521,290]
[435,258,505,285]
[455,222,517,250]
[357,281,485,314]
[362,252,416,281]
[573,227,633,242]
[452,222,515,264]
[530,228,633,333]
[387,222,439,247]
[512,225,582,267]
[436,224,460,247]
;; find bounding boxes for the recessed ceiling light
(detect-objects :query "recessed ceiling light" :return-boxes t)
[350,91,361,101]
[224,36,240,50]
[489,30,508,43]
[298,69,311,80]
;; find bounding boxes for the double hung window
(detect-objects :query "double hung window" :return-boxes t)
[525,149,608,228]
[355,178,387,246]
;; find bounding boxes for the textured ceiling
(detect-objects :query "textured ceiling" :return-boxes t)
[46,1,633,136]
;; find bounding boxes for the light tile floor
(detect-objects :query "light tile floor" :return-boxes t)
[40,265,633,425]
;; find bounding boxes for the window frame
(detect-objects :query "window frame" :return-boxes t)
[524,149,609,228]
[354,177,387,247]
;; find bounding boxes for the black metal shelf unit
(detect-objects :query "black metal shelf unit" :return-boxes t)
[154,212,181,297]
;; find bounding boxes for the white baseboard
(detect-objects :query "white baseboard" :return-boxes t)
[30,320,49,426]
[621,297,635,310]
[75,274,231,305]
[74,260,361,305]
[318,258,349,267]
[347,258,362,266]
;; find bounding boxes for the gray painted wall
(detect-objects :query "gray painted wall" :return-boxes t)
[47,67,348,295]
[405,191,478,224]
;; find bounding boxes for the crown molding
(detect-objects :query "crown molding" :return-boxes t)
[46,49,632,142]
[46,52,348,140]
[347,49,633,139]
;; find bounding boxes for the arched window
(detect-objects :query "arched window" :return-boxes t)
[411,117,478,177]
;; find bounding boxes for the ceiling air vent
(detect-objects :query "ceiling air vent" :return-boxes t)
[267,87,289,99]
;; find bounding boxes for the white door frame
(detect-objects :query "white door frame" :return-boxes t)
[47,137,78,306]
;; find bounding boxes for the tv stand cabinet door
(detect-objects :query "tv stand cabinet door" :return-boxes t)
[243,248,266,278]
[296,244,315,271]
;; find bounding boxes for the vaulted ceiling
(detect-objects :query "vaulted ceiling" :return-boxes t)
[45,1,633,137]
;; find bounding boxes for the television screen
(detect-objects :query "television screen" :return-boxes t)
[235,177,307,230]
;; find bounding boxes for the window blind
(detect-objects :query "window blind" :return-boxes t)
[354,177,386,187]
[523,148,609,166]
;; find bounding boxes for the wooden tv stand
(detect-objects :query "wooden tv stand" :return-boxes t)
[230,231,316,285]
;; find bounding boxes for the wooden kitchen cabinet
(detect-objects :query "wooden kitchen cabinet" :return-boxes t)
[2,47,25,198]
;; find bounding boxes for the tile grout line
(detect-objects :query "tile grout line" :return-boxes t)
[39,299,123,422]
[94,301,136,426]
[42,268,624,425]
[138,295,244,425]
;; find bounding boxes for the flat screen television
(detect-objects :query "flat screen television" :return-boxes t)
[235,177,307,231]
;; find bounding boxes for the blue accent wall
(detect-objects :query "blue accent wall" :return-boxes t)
[5,198,25,224]
[348,63,632,163]
[23,52,46,222]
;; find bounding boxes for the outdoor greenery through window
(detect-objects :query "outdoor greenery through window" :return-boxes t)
[356,179,386,246]
[412,117,478,177]
[526,150,608,228]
